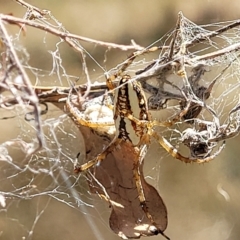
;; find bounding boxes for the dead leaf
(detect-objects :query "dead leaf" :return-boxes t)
[79,125,168,239]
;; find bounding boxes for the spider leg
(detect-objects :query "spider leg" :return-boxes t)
[132,145,170,240]
[74,138,120,173]
[151,131,225,164]
[133,146,153,220]
[121,108,225,164]
[74,151,107,173]
[156,100,192,127]
[121,99,191,129]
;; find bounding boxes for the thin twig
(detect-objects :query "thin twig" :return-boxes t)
[15,0,49,16]
[192,42,240,62]
[0,14,144,51]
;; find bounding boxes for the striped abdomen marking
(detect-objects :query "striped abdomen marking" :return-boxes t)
[114,75,150,146]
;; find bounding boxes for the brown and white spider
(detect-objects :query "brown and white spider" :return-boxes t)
[67,75,169,239]
[66,50,223,239]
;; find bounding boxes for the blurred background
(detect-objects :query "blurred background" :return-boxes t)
[1,1,240,240]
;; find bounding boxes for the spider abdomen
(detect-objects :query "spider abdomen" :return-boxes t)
[114,75,150,146]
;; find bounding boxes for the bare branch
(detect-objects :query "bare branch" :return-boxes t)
[0,14,144,51]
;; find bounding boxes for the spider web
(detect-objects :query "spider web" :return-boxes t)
[0,2,240,240]
[0,5,114,240]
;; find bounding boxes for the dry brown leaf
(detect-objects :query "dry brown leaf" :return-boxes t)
[79,125,168,239]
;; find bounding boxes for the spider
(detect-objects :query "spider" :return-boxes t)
[66,61,223,240]
[66,43,225,239]
[67,75,169,239]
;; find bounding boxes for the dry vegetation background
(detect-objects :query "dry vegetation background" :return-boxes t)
[1,1,240,240]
